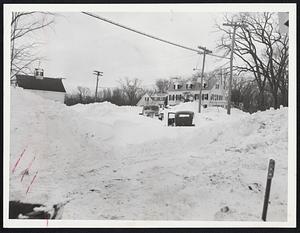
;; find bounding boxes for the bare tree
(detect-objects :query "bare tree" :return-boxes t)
[155,78,169,93]
[111,88,126,106]
[217,12,288,109]
[119,78,143,106]
[77,86,91,103]
[10,12,55,82]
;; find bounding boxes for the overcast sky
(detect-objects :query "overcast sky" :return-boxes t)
[27,11,232,93]
[25,12,233,93]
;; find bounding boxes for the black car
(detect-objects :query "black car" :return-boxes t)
[167,111,195,126]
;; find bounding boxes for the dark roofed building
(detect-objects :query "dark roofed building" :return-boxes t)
[16,75,66,92]
[16,69,66,103]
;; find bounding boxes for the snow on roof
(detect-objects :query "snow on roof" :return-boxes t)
[151,92,168,97]
[167,78,217,91]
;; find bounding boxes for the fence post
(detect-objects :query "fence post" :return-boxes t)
[262,159,275,221]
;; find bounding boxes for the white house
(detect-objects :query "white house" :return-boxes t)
[136,92,167,107]
[167,77,227,108]
[149,93,168,107]
[16,69,66,103]
[136,93,152,106]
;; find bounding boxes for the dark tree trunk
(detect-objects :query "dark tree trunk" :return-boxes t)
[271,91,279,109]
[280,87,288,107]
[258,89,266,111]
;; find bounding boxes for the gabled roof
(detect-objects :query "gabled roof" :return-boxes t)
[16,75,66,93]
[167,77,219,92]
[151,92,168,97]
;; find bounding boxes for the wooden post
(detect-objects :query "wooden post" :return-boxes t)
[262,159,275,221]
[223,23,248,115]
[226,25,236,115]
[197,46,212,113]
[198,50,206,113]
[93,70,103,102]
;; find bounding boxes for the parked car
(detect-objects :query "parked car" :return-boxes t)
[139,105,160,118]
[158,112,164,121]
[167,112,176,126]
[167,111,195,126]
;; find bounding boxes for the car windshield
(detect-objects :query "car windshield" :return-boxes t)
[144,106,159,111]
[150,106,159,111]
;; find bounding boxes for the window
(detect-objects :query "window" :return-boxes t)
[203,83,207,88]
[194,94,199,100]
[211,94,214,100]
[173,95,175,101]
[216,84,219,89]
[174,83,182,90]
[169,95,171,100]
[186,83,193,90]
[145,97,149,101]
[201,94,208,100]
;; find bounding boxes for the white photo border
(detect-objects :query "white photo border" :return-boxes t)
[3,3,297,228]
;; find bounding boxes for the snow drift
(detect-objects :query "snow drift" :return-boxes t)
[9,87,288,221]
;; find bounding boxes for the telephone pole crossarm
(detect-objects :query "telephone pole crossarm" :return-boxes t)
[93,70,103,101]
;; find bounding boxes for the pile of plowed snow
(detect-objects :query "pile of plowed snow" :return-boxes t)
[9,87,288,221]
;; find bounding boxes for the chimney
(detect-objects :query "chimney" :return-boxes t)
[34,68,44,79]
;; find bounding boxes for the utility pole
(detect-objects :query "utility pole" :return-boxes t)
[197,46,212,113]
[223,22,248,115]
[220,68,223,87]
[93,70,103,101]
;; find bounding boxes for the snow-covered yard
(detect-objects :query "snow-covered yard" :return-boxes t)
[9,87,288,221]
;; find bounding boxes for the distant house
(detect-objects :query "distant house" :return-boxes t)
[136,92,168,107]
[136,93,152,106]
[167,77,227,108]
[149,93,168,107]
[16,68,66,103]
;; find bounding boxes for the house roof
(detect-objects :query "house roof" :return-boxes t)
[167,77,219,92]
[151,92,168,97]
[16,75,66,93]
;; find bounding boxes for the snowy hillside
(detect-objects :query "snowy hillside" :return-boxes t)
[9,87,288,221]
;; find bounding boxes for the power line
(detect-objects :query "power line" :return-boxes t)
[82,12,230,60]
[218,60,231,69]
[209,53,230,59]
[82,12,202,54]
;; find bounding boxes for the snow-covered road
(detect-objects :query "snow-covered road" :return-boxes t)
[9,87,288,221]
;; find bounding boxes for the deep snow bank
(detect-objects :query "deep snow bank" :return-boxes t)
[9,87,288,221]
